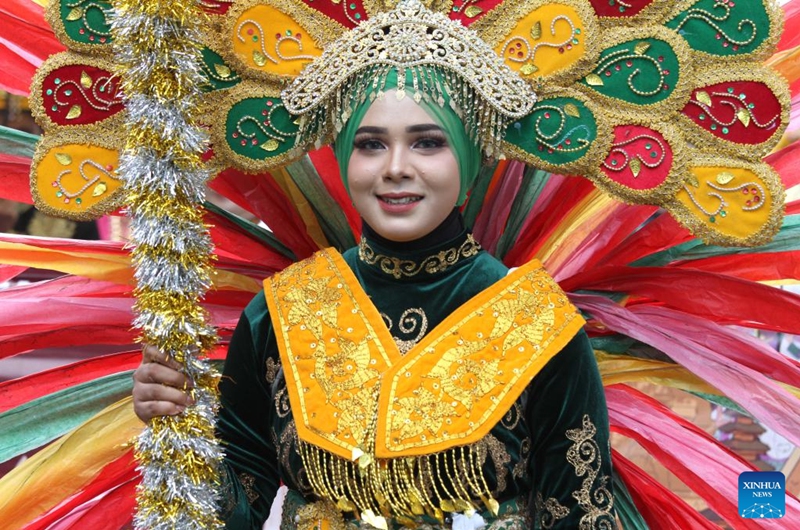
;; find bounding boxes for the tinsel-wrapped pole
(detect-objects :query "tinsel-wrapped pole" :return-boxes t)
[110,1,223,528]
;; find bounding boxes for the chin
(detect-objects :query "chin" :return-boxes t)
[371,223,431,242]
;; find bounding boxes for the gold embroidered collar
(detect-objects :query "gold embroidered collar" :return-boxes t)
[264,248,584,460]
[357,233,481,279]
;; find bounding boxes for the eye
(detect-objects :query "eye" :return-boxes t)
[413,136,447,150]
[353,137,385,151]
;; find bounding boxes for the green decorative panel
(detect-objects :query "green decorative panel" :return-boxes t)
[200,48,241,92]
[225,97,299,162]
[666,0,771,57]
[505,96,598,169]
[59,0,114,45]
[581,38,679,106]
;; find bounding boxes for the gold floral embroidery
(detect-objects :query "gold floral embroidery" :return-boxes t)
[358,233,481,278]
[501,400,522,430]
[566,415,615,529]
[265,249,585,523]
[275,386,291,418]
[535,492,569,529]
[385,270,581,454]
[512,437,529,479]
[265,357,280,384]
[265,248,584,458]
[382,307,429,355]
[478,433,511,494]
[238,472,260,504]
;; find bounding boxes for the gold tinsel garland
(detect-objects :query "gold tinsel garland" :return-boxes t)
[109,0,224,528]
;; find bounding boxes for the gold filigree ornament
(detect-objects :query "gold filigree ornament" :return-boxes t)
[219,0,345,83]
[358,233,481,279]
[29,51,127,133]
[29,130,125,221]
[212,81,305,172]
[667,155,785,247]
[470,0,601,89]
[281,0,537,156]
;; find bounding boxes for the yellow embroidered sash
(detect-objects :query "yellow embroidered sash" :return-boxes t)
[264,248,584,460]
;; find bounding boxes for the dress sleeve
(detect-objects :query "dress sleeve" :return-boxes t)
[526,329,616,529]
[217,292,281,530]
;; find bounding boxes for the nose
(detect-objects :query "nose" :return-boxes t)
[384,145,412,181]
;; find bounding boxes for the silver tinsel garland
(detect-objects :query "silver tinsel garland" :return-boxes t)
[110,1,224,528]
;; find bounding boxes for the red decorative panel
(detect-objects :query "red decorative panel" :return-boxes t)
[682,81,782,146]
[589,0,654,18]
[601,125,672,190]
[449,0,505,26]
[40,65,124,127]
[300,0,368,28]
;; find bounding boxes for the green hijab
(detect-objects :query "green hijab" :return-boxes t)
[332,67,482,206]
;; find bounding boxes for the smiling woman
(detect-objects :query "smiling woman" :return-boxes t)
[132,4,615,529]
[346,90,462,243]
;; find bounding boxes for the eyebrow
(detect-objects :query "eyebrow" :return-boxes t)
[354,124,443,135]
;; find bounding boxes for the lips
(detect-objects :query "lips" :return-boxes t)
[377,193,423,205]
[376,193,423,212]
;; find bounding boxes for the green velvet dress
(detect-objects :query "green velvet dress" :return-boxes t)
[217,229,615,529]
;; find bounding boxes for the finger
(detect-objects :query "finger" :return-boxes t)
[141,344,183,371]
[133,381,194,407]
[136,363,194,391]
[133,399,187,422]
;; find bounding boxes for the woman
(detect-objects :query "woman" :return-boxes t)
[134,3,615,528]
[134,79,614,530]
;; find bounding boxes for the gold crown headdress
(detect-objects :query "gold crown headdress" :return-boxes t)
[28,0,792,249]
[11,0,800,528]
[282,0,537,155]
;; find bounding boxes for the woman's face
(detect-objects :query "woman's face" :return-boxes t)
[346,90,461,242]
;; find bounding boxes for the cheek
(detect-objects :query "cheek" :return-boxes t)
[433,158,461,200]
[346,156,376,189]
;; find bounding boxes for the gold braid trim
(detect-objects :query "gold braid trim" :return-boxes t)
[357,234,481,279]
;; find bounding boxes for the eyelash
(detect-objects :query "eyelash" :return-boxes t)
[353,137,384,150]
[353,133,448,150]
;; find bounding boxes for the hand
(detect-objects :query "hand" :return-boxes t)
[132,344,195,422]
